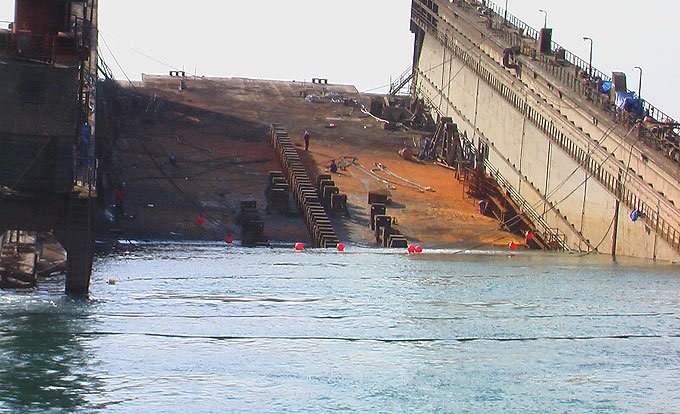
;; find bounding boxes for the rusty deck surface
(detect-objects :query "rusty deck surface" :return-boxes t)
[104,75,515,249]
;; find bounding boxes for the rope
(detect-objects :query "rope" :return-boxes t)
[360,105,389,124]
[135,133,236,235]
[353,162,396,191]
[467,123,640,252]
[99,32,142,97]
[580,125,644,256]
[373,162,435,193]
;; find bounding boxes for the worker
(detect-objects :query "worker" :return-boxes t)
[329,159,338,173]
[303,130,310,151]
[478,199,488,215]
[630,209,640,222]
[419,137,431,160]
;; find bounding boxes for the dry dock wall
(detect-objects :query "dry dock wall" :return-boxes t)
[411,1,679,261]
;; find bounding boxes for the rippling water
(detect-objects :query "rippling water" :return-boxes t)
[1,243,678,413]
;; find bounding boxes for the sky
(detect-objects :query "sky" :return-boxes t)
[0,0,677,118]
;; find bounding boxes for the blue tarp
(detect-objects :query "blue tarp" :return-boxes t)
[600,81,612,94]
[615,91,644,117]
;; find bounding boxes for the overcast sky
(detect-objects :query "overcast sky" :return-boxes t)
[0,0,677,118]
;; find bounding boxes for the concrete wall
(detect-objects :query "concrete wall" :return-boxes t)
[411,1,679,261]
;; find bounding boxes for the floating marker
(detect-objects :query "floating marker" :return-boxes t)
[337,243,345,252]
[508,241,517,251]
[196,214,206,225]
[407,244,416,254]
[295,242,304,251]
[225,235,234,244]
[415,245,423,253]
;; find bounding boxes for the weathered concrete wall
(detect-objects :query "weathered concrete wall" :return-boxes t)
[520,61,680,208]
[411,1,679,261]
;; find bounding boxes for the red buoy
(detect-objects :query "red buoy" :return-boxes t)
[508,241,517,251]
[407,244,416,254]
[415,245,423,253]
[295,242,304,251]
[337,243,345,252]
[225,235,234,244]
[196,213,206,226]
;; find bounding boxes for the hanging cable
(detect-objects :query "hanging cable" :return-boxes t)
[99,32,142,96]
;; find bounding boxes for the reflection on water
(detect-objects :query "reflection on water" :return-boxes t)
[0,243,678,413]
[0,293,102,412]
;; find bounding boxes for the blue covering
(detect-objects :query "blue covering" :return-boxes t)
[630,209,640,222]
[600,81,612,94]
[615,92,644,118]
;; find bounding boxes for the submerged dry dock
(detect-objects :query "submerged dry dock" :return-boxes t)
[96,75,516,248]
[409,0,680,261]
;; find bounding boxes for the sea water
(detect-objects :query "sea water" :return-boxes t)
[0,242,678,413]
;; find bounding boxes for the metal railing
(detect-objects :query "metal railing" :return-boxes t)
[413,79,572,250]
[469,0,676,127]
[0,15,91,66]
[389,66,414,96]
[484,158,569,251]
[74,157,97,197]
[436,1,680,166]
[411,10,680,253]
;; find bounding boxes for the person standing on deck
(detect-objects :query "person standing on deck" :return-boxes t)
[303,130,310,151]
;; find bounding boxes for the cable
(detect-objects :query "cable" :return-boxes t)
[0,135,55,206]
[373,162,435,192]
[102,34,181,72]
[539,123,618,203]
[99,32,142,96]
[134,133,233,235]
[444,122,638,253]
[413,32,641,251]
[360,83,394,94]
[579,126,644,256]
[542,124,638,216]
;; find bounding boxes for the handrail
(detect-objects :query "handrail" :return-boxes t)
[433,3,679,166]
[484,158,570,250]
[413,81,572,250]
[389,66,414,96]
[471,0,675,126]
[411,10,680,253]
[74,157,97,197]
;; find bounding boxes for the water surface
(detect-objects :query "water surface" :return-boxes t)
[1,243,678,413]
